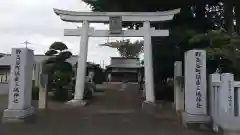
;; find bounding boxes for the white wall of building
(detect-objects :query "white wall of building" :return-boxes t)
[0,54,78,95]
[0,83,9,95]
[111,57,140,65]
[0,69,10,95]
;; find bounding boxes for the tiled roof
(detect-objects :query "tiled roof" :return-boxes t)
[106,64,142,68]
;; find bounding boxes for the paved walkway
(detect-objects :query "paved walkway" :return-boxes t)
[0,84,215,135]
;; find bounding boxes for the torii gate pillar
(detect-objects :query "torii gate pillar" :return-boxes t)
[143,21,155,102]
[70,21,89,105]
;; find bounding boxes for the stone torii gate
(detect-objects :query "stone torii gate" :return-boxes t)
[54,8,180,106]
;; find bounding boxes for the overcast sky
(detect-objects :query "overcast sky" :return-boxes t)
[0,0,142,66]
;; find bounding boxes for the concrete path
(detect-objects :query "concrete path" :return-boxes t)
[0,84,215,135]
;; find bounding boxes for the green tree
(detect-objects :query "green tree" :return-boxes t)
[101,39,143,58]
[43,42,73,101]
[189,30,240,78]
[117,40,143,58]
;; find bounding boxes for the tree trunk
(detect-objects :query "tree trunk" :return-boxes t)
[224,1,234,34]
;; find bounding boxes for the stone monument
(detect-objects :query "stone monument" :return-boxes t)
[182,50,211,128]
[174,61,184,113]
[38,73,48,109]
[2,48,35,122]
[219,73,235,116]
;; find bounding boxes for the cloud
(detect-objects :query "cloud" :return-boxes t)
[0,0,122,66]
[0,0,144,66]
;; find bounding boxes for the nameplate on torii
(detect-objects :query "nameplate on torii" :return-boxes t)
[109,16,122,34]
[64,27,169,37]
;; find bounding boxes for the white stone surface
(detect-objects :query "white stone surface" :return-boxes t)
[220,73,235,116]
[54,8,181,22]
[74,20,89,101]
[34,63,41,87]
[64,28,169,37]
[3,48,34,120]
[38,72,48,109]
[66,99,87,106]
[3,107,34,119]
[0,83,9,95]
[38,89,47,109]
[143,21,155,103]
[209,73,221,132]
[182,112,211,124]
[184,50,207,115]
[174,61,184,111]
[209,73,240,133]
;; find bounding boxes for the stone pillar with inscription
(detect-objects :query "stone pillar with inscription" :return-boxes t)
[34,63,41,87]
[182,50,211,128]
[38,63,48,110]
[219,73,235,117]
[3,48,35,122]
[209,73,221,132]
[174,61,184,112]
[214,73,240,134]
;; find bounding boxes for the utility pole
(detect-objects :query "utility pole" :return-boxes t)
[20,40,31,48]
[103,60,105,68]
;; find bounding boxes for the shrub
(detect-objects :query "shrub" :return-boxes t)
[155,84,174,101]
[53,88,69,102]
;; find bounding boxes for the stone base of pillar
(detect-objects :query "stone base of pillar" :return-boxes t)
[181,112,211,130]
[212,122,220,133]
[2,107,35,123]
[66,99,87,106]
[142,101,158,115]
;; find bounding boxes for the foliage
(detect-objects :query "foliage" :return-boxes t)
[116,40,143,58]
[50,42,68,51]
[83,0,240,90]
[43,42,73,101]
[92,67,106,84]
[189,30,240,76]
[102,39,143,58]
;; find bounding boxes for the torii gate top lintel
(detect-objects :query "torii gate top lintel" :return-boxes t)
[53,8,181,23]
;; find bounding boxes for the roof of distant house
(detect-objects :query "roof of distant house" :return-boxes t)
[107,57,142,69]
[106,64,143,69]
[111,57,139,60]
